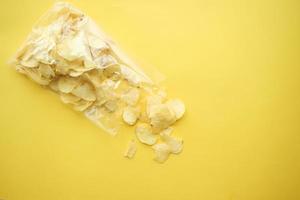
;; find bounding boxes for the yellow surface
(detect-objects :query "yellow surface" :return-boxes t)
[0,0,299,199]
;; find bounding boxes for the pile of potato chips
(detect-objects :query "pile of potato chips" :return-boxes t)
[10,2,185,163]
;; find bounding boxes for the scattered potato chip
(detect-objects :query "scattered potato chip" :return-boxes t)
[166,99,185,120]
[160,132,183,154]
[122,87,140,106]
[159,127,173,136]
[148,104,176,131]
[122,106,140,125]
[72,82,96,101]
[146,95,163,116]
[135,123,157,145]
[124,140,137,159]
[152,143,171,163]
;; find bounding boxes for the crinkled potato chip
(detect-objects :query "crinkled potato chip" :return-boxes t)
[148,104,177,131]
[123,106,140,125]
[60,92,81,104]
[135,123,157,145]
[9,2,186,163]
[124,140,137,159]
[160,132,183,154]
[122,87,140,106]
[58,76,78,93]
[72,82,96,101]
[152,143,171,163]
[166,99,185,120]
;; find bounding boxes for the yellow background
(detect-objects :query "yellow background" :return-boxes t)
[0,0,299,199]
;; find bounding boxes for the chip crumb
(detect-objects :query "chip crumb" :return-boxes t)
[124,140,137,159]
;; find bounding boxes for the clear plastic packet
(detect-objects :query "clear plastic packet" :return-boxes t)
[9,2,185,162]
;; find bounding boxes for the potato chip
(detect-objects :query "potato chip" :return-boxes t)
[146,95,163,116]
[152,143,171,163]
[49,79,59,92]
[87,35,108,50]
[160,132,183,154]
[148,104,176,131]
[58,76,78,93]
[72,82,96,101]
[166,99,185,120]
[60,92,81,104]
[122,87,140,106]
[20,57,39,68]
[22,67,51,85]
[124,140,137,159]
[57,31,89,61]
[122,106,140,125]
[139,111,150,123]
[159,127,173,136]
[73,99,93,111]
[103,64,120,78]
[38,63,55,79]
[94,54,117,69]
[104,99,118,112]
[135,123,157,145]
[84,69,104,88]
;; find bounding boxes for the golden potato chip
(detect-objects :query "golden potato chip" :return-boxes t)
[72,82,96,101]
[159,127,173,136]
[103,64,120,78]
[94,54,117,69]
[166,99,185,120]
[122,87,140,106]
[60,92,81,104]
[122,106,140,125]
[146,95,163,116]
[22,67,51,85]
[148,104,176,131]
[38,64,55,79]
[124,140,137,159]
[135,123,157,145]
[58,76,78,93]
[73,99,93,111]
[104,99,119,112]
[49,79,59,92]
[57,31,89,61]
[160,132,183,154]
[20,57,38,68]
[152,143,171,163]
[84,69,104,88]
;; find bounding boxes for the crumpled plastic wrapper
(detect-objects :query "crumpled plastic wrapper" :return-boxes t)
[9,2,185,163]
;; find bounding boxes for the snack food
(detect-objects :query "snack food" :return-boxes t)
[9,2,185,163]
